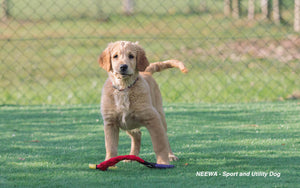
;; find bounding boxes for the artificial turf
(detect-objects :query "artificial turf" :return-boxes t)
[0,102,299,187]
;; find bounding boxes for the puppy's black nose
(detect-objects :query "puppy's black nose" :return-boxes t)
[120,64,128,72]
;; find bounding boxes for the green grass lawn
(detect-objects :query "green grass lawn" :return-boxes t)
[0,102,299,187]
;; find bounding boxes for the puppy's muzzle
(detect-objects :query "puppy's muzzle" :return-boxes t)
[120,64,128,74]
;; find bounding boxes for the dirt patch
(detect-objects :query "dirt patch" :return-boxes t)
[224,36,300,63]
[286,91,300,100]
[181,36,300,63]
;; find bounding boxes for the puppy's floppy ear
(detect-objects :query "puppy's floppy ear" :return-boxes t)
[135,44,149,71]
[98,46,111,72]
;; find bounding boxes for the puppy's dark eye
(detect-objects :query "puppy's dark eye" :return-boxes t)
[129,54,134,59]
[113,54,118,59]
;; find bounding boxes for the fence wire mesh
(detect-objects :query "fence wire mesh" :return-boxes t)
[1,0,300,105]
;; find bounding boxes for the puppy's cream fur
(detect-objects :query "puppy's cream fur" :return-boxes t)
[99,41,187,164]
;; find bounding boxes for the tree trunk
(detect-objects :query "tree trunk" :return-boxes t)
[248,0,255,20]
[232,0,240,18]
[273,0,281,25]
[1,0,8,21]
[224,0,231,17]
[295,0,300,32]
[123,0,134,15]
[261,0,269,20]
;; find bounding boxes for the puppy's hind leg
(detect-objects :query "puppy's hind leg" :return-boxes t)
[159,111,178,161]
[122,129,141,163]
[126,129,142,155]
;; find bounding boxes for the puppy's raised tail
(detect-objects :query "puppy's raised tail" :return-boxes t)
[144,59,188,75]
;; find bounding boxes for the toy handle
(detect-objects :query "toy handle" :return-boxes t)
[89,155,174,171]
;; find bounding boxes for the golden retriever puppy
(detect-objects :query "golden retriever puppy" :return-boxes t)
[98,41,187,165]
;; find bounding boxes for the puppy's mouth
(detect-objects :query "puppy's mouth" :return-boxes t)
[113,71,133,78]
[120,72,132,76]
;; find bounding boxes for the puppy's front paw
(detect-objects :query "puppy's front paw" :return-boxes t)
[122,160,132,163]
[169,154,179,161]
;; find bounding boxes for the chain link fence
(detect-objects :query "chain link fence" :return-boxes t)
[1,0,300,105]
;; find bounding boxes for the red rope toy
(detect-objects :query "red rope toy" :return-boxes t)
[89,155,174,171]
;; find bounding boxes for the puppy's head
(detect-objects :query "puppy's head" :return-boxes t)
[98,41,149,77]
